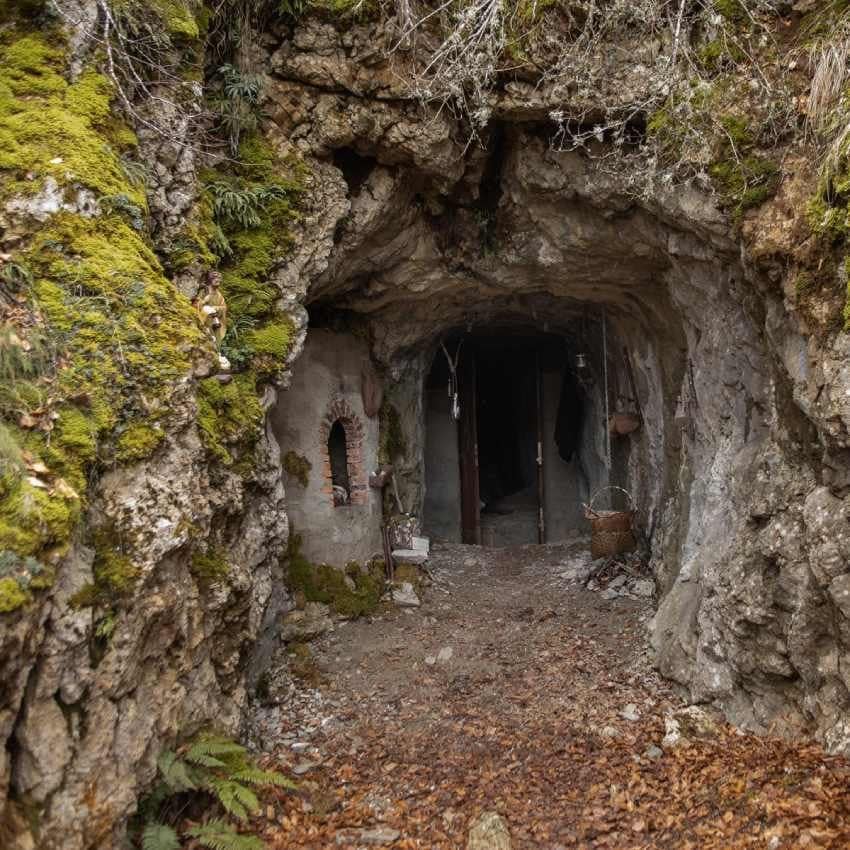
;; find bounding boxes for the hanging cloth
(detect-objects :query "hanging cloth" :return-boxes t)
[441,339,463,421]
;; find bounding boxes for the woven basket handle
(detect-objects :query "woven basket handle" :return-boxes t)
[587,485,634,515]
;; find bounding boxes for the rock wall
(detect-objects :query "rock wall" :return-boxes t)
[264,11,850,755]
[4,2,850,847]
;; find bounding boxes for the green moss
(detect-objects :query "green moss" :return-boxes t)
[285,534,384,618]
[709,155,780,217]
[150,0,200,39]
[0,35,145,205]
[310,0,378,18]
[713,0,746,23]
[697,38,745,72]
[0,26,210,564]
[646,104,688,161]
[197,373,263,466]
[191,546,230,583]
[246,317,293,370]
[71,529,140,607]
[0,477,79,558]
[167,196,221,272]
[282,450,311,487]
[204,133,305,378]
[843,257,850,331]
[115,422,164,464]
[0,576,28,613]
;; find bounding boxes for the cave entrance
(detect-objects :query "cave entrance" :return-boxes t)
[424,327,600,546]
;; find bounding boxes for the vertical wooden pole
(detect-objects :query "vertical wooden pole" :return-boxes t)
[536,348,545,544]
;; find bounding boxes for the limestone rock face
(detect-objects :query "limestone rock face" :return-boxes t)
[3,4,850,848]
[467,811,512,850]
[0,421,289,850]
[262,15,850,759]
[281,602,333,641]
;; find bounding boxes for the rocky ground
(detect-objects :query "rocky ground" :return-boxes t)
[246,541,850,849]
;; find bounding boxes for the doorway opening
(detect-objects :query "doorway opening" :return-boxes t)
[328,419,350,506]
[423,327,607,547]
[476,338,540,546]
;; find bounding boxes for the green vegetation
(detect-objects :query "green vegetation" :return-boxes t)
[0,25,211,610]
[713,0,746,24]
[115,423,165,464]
[192,132,304,465]
[197,374,264,467]
[0,39,143,202]
[191,545,231,584]
[285,534,385,618]
[0,575,29,613]
[282,450,311,487]
[137,732,294,850]
[71,529,140,607]
[149,0,201,39]
[648,83,780,220]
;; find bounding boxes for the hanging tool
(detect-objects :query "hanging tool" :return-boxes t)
[441,338,463,421]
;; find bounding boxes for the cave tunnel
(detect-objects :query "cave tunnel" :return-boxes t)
[423,321,629,547]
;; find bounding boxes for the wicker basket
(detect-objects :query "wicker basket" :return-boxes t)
[584,486,636,559]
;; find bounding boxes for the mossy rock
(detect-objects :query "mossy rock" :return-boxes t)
[114,423,164,464]
[285,534,385,618]
[197,373,263,467]
[0,25,212,567]
[283,451,311,487]
[190,546,230,585]
[70,529,140,608]
[0,576,29,613]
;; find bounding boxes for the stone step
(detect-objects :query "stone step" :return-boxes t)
[392,548,428,566]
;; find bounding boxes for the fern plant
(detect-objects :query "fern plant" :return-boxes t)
[217,64,263,154]
[139,733,295,850]
[187,819,265,850]
[207,182,291,229]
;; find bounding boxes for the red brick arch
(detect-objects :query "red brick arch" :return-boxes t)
[319,397,367,506]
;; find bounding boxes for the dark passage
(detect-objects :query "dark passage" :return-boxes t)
[328,420,350,506]
[423,328,594,545]
[476,341,537,510]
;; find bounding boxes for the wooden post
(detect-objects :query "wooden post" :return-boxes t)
[458,348,480,545]
[536,348,545,544]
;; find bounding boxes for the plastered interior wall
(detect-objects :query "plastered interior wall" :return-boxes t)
[542,368,589,540]
[423,387,462,541]
[271,329,383,565]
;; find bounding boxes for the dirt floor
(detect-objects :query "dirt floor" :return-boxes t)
[249,540,850,849]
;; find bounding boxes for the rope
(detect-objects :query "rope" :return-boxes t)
[602,307,611,472]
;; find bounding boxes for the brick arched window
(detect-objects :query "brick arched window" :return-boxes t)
[319,398,367,507]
